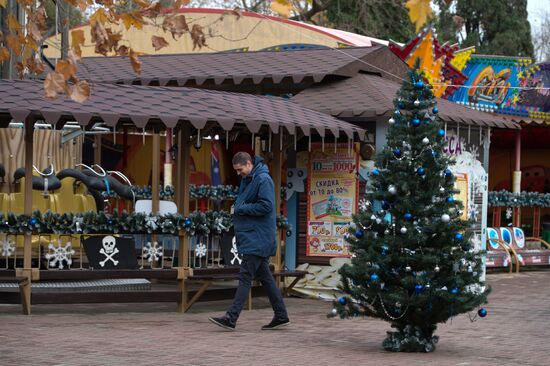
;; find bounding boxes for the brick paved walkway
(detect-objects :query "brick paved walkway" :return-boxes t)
[0,271,548,366]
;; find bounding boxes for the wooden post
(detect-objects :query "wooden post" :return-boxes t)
[94,135,102,166]
[272,130,282,275]
[492,207,502,228]
[513,207,521,228]
[151,133,160,214]
[177,125,191,313]
[22,117,34,315]
[533,207,541,238]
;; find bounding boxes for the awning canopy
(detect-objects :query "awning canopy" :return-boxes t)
[0,79,365,139]
[75,46,404,87]
[291,73,520,129]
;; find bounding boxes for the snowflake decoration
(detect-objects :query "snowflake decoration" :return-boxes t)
[505,207,513,220]
[45,241,75,269]
[1,237,15,257]
[145,215,159,231]
[143,241,163,262]
[359,199,371,212]
[195,243,207,258]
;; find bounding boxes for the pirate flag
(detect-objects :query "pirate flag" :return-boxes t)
[83,235,138,269]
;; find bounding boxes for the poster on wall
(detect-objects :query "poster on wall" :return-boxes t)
[454,173,469,221]
[306,144,358,257]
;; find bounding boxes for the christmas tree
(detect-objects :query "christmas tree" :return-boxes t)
[330,65,490,352]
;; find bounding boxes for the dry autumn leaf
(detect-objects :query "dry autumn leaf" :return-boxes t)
[116,45,129,56]
[120,12,145,30]
[44,72,67,99]
[172,0,190,11]
[271,0,293,18]
[26,8,47,41]
[162,14,189,39]
[7,14,20,32]
[190,24,206,50]
[141,1,161,17]
[69,80,91,103]
[72,29,85,48]
[90,8,111,26]
[0,47,9,62]
[26,57,45,75]
[5,34,21,56]
[68,49,81,64]
[129,48,142,75]
[55,59,77,81]
[405,0,433,31]
[151,35,169,51]
[15,62,25,79]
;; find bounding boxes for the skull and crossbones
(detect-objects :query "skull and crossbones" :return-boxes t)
[230,236,242,265]
[99,235,119,267]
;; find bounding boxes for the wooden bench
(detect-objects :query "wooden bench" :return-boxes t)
[184,267,307,312]
[0,267,307,314]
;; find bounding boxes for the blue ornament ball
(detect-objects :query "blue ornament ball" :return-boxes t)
[404,213,413,220]
[414,81,424,89]
[455,233,463,241]
[382,201,390,210]
[444,169,453,178]
[412,118,421,127]
[184,218,192,227]
[438,129,445,136]
[395,109,401,116]
[415,284,424,293]
[370,273,379,281]
[338,297,347,305]
[393,147,402,157]
[372,169,380,176]
[447,196,455,203]
[107,219,113,225]
[478,308,488,318]
[355,229,364,239]
[450,287,459,294]
[29,218,37,225]
[432,107,439,114]
[417,167,426,176]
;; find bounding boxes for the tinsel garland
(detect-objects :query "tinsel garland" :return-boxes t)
[488,190,550,208]
[0,210,292,236]
[108,184,286,200]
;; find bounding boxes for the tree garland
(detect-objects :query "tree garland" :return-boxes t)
[488,190,550,208]
[0,210,292,236]
[108,184,286,201]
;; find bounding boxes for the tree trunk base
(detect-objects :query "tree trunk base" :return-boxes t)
[382,325,439,353]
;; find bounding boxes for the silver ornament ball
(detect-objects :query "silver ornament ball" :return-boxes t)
[405,265,411,272]
[414,99,420,106]
[389,117,396,125]
[400,227,408,234]
[388,185,397,195]
[422,137,430,144]
[434,265,440,273]
[439,187,445,193]
[331,308,338,316]
[384,229,390,235]
[441,214,451,222]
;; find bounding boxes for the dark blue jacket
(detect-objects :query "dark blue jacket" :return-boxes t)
[233,156,277,258]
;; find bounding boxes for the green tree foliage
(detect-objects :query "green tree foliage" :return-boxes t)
[325,0,415,43]
[44,0,85,32]
[331,64,490,353]
[437,0,534,57]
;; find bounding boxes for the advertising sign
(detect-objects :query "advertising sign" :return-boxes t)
[306,144,358,257]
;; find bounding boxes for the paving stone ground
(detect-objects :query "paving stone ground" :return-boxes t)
[1,271,548,366]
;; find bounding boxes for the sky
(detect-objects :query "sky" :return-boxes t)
[528,0,548,30]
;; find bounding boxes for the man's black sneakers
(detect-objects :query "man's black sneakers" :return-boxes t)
[208,316,236,331]
[261,318,290,330]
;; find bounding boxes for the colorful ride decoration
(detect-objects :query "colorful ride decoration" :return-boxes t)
[516,63,550,122]
[389,26,469,98]
[448,55,533,114]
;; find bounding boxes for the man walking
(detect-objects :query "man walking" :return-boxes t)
[209,152,290,331]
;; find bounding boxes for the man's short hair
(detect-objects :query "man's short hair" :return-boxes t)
[232,152,252,166]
